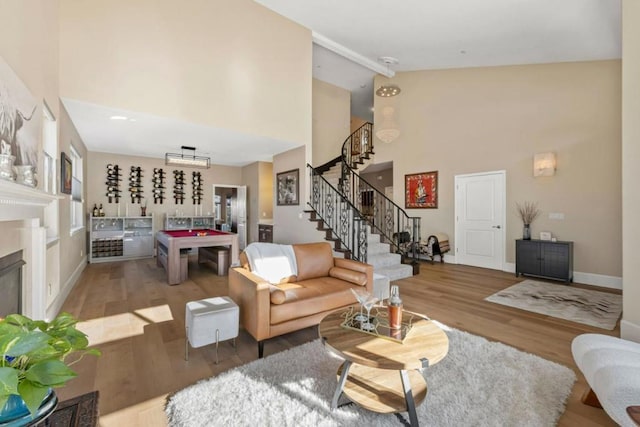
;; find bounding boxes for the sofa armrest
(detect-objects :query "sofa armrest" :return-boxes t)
[228,267,271,341]
[334,258,374,294]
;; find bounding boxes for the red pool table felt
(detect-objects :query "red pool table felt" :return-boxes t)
[161,229,229,238]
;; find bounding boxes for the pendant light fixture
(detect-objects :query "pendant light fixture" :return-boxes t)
[375,57,401,143]
[375,57,401,97]
[165,146,210,169]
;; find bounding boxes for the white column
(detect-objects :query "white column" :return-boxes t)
[20,218,47,320]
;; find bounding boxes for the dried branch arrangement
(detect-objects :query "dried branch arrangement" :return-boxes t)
[516,201,541,224]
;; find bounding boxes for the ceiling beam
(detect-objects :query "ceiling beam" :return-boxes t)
[312,32,394,78]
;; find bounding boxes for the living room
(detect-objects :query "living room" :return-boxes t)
[0,0,638,426]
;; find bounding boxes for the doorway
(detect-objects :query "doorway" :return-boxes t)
[212,185,247,250]
[454,171,506,271]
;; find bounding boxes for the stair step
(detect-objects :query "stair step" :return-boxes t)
[368,242,391,255]
[367,252,402,268]
[367,233,381,244]
[374,264,414,282]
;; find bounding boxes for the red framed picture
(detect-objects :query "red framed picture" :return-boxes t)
[405,171,438,209]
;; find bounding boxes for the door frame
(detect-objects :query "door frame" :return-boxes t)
[454,170,506,271]
[212,184,247,250]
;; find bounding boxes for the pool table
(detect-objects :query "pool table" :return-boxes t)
[156,229,239,285]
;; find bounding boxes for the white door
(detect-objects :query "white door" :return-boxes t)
[455,171,505,270]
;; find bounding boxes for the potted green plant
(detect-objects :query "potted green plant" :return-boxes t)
[0,312,100,424]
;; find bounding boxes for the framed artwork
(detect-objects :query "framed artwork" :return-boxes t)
[0,57,41,182]
[276,168,299,206]
[61,152,72,194]
[405,171,438,209]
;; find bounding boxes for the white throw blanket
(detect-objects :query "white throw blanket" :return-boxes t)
[244,243,297,284]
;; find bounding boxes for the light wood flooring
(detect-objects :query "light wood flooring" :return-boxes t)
[58,257,620,426]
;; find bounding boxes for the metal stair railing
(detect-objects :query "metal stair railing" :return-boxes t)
[307,164,368,262]
[339,122,421,258]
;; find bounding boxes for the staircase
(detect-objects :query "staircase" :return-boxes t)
[306,122,418,283]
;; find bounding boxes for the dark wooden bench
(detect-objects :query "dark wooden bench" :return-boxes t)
[198,246,230,275]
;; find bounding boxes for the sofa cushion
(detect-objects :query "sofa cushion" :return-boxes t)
[293,242,334,281]
[268,285,287,304]
[329,267,366,286]
[270,277,357,324]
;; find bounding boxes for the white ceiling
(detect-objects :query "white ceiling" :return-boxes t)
[66,0,621,166]
[62,99,300,166]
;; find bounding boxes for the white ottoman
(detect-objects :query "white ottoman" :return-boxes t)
[185,296,239,364]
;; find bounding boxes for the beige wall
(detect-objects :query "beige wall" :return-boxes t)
[259,162,274,221]
[374,60,622,277]
[242,162,259,243]
[58,105,88,285]
[240,160,273,244]
[273,146,319,244]
[0,0,59,121]
[351,116,369,133]
[86,152,243,233]
[59,0,312,146]
[312,79,351,166]
[360,168,393,194]
[0,0,59,261]
[0,1,86,308]
[622,0,640,340]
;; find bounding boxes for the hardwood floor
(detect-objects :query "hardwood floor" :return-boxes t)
[58,257,620,426]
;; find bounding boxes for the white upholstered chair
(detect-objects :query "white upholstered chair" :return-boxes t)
[572,334,640,427]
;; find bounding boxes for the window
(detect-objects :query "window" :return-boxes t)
[42,102,59,239]
[69,145,84,233]
[42,103,57,195]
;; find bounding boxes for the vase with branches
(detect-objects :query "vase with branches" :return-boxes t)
[516,201,541,240]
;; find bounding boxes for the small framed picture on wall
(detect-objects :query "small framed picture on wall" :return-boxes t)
[276,168,299,206]
[61,152,72,195]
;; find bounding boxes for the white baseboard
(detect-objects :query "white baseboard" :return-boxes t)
[573,272,622,290]
[502,262,621,289]
[621,320,640,343]
[46,256,87,320]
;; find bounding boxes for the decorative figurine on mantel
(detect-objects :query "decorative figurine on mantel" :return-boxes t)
[517,201,541,240]
[0,140,16,182]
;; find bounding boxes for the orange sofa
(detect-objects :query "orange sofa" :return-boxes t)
[229,242,374,357]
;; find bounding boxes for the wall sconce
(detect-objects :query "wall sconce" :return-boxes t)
[533,152,556,177]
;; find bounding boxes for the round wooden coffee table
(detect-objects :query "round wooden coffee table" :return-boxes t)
[318,308,449,426]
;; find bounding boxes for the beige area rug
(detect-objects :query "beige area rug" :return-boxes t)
[166,323,575,426]
[486,279,622,330]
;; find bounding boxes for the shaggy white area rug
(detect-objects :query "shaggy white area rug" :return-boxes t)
[486,280,622,330]
[166,323,575,426]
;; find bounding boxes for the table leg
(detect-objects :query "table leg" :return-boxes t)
[400,369,419,427]
[331,361,352,410]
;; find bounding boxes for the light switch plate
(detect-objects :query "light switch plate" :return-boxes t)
[549,212,565,220]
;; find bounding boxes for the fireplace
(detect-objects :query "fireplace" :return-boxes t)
[1,179,59,319]
[0,250,25,317]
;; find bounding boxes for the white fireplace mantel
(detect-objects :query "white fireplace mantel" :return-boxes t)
[0,179,62,319]
[0,179,60,220]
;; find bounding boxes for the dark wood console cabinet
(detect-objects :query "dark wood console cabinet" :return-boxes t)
[258,224,273,243]
[515,239,574,283]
